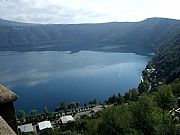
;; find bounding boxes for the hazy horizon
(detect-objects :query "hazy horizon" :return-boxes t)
[0,0,180,24]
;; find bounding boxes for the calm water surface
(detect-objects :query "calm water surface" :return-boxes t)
[0,51,151,112]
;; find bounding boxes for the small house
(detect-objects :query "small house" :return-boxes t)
[37,121,52,131]
[18,123,33,133]
[59,115,75,124]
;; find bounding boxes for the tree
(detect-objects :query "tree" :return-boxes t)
[30,109,37,116]
[171,79,180,97]
[97,105,134,135]
[130,88,139,101]
[84,103,87,107]
[75,102,80,109]
[43,107,49,118]
[107,94,119,104]
[59,101,67,111]
[89,98,97,105]
[18,110,25,124]
[130,95,160,134]
[30,109,37,123]
[93,98,97,105]
[155,84,177,111]
[138,81,150,94]
[67,102,76,110]
[130,94,176,135]
[124,91,131,101]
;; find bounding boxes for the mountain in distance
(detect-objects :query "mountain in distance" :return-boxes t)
[0,18,38,26]
[0,18,25,26]
[0,17,180,54]
[1,17,180,85]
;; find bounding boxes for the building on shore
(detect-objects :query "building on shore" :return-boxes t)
[37,120,53,132]
[18,123,33,133]
[0,84,18,133]
[59,115,75,124]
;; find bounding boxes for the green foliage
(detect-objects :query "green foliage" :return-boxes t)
[30,109,37,116]
[171,79,180,97]
[152,25,180,83]
[124,92,131,101]
[43,107,49,117]
[82,93,176,135]
[75,102,80,108]
[155,84,177,111]
[138,81,150,94]
[89,98,97,105]
[107,94,124,105]
[1,18,179,55]
[17,110,26,124]
[39,128,62,135]
[130,95,165,134]
[83,103,87,107]
[59,101,67,111]
[129,88,139,101]
[97,105,134,135]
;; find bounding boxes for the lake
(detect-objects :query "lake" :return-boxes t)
[0,51,151,113]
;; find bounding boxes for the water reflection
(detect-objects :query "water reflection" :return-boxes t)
[0,51,150,112]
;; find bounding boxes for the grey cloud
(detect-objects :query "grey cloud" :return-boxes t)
[0,0,103,24]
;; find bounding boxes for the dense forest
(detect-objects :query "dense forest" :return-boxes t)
[152,25,180,83]
[0,17,180,55]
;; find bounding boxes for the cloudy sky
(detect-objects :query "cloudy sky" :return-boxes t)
[0,0,180,24]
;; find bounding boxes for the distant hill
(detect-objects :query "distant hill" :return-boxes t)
[0,17,179,54]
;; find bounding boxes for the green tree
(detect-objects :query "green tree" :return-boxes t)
[130,95,159,134]
[155,84,176,111]
[107,94,117,104]
[124,91,131,101]
[171,79,180,97]
[75,102,80,109]
[60,101,67,111]
[117,95,124,105]
[129,88,139,101]
[17,110,26,124]
[30,109,37,116]
[84,103,87,107]
[138,81,150,94]
[97,105,134,135]
[93,98,97,105]
[130,94,176,135]
[30,109,37,123]
[43,107,49,118]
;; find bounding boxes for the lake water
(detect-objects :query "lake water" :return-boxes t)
[0,51,151,113]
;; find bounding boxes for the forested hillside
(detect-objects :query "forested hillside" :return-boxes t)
[0,18,179,54]
[151,23,180,83]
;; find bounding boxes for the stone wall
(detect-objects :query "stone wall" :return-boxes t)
[0,116,17,135]
[0,102,17,133]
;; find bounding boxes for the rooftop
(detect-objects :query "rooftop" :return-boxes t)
[38,121,52,131]
[0,84,18,104]
[18,123,33,133]
[60,115,75,124]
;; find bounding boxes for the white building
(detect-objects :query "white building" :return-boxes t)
[18,123,33,133]
[38,121,52,131]
[60,115,75,124]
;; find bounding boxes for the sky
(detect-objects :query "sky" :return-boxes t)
[0,0,180,24]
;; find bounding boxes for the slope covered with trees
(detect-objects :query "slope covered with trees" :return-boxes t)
[151,23,180,83]
[0,18,179,54]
